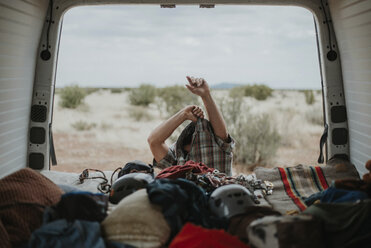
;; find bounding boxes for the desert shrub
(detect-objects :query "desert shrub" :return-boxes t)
[157,85,199,116]
[128,106,154,121]
[229,86,245,98]
[84,87,100,95]
[217,95,280,167]
[303,90,315,105]
[243,84,273,100]
[76,104,90,113]
[110,88,122,94]
[59,85,87,109]
[237,114,281,166]
[305,109,323,126]
[279,91,287,98]
[218,94,244,130]
[129,84,156,106]
[274,107,298,147]
[71,121,96,131]
[100,122,113,130]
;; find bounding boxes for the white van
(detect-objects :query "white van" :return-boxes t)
[1,0,368,177]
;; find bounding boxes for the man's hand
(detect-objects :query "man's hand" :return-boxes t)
[182,105,204,122]
[185,76,210,98]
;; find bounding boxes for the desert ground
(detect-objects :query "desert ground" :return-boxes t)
[51,88,323,175]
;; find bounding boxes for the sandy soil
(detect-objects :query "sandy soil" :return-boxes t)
[51,89,323,175]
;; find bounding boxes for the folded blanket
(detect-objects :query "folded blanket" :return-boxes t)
[254,159,360,213]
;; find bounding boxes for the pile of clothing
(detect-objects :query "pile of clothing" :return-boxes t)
[0,159,370,248]
[89,160,277,248]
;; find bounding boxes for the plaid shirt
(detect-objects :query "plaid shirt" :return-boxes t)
[155,119,235,175]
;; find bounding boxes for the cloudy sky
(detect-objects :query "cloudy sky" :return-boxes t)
[56,5,321,89]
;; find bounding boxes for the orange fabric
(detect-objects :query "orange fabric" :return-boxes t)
[169,223,250,248]
[0,168,63,247]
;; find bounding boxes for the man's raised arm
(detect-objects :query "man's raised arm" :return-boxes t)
[185,76,229,141]
[147,105,204,163]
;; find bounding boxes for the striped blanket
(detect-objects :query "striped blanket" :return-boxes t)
[254,162,360,213]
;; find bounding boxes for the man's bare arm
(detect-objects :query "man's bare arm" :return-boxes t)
[147,105,204,163]
[185,76,228,141]
[201,93,228,141]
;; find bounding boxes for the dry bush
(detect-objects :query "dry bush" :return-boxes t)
[305,108,323,126]
[273,107,299,147]
[237,114,281,167]
[110,88,123,94]
[229,86,245,99]
[157,85,199,116]
[59,85,87,109]
[302,90,315,105]
[217,95,280,168]
[100,122,114,130]
[129,84,156,106]
[230,84,273,101]
[76,103,90,113]
[71,121,96,131]
[218,95,244,131]
[128,106,154,121]
[244,84,273,100]
[84,87,100,95]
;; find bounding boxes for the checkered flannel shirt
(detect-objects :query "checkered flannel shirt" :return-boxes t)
[155,118,235,175]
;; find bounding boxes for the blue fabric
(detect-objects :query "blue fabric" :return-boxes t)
[57,184,81,193]
[146,178,227,239]
[28,219,105,248]
[44,192,108,223]
[304,186,368,206]
[303,200,371,248]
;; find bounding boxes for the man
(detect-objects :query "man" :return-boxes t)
[147,76,235,175]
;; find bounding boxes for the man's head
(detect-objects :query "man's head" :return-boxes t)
[178,121,196,154]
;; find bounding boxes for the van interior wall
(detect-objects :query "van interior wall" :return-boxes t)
[0,0,49,178]
[329,0,371,175]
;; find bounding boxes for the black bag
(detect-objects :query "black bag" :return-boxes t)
[118,160,154,178]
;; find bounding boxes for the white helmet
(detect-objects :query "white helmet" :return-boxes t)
[209,184,256,219]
